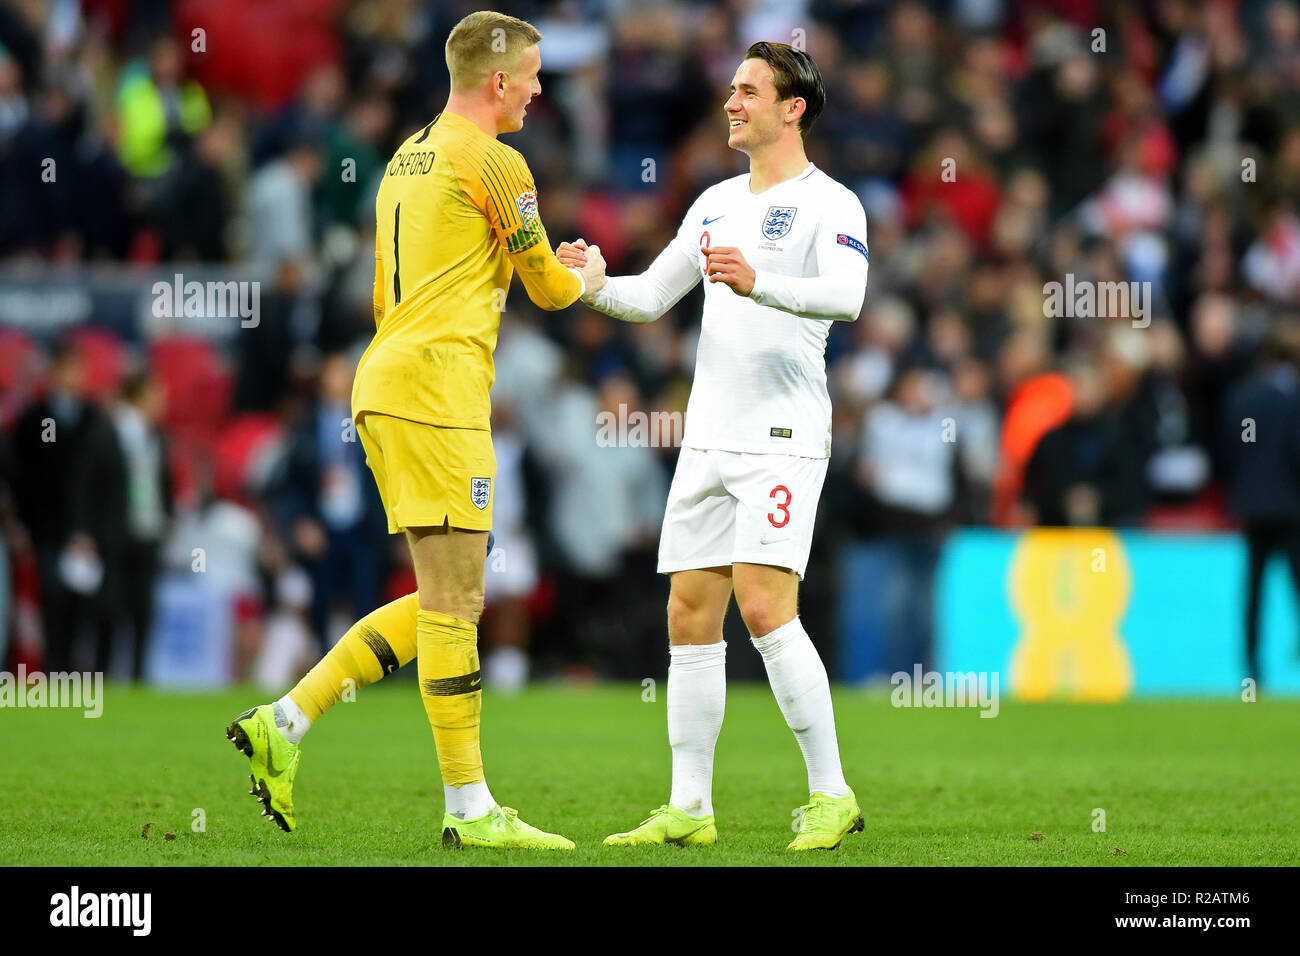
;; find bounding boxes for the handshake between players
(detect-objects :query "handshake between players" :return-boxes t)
[557,240,759,298]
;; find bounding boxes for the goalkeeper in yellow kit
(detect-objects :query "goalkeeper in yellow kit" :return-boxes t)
[225,10,607,849]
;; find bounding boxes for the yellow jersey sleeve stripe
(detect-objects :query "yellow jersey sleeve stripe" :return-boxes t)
[465,144,516,229]
[480,150,521,212]
[491,147,529,196]
[480,146,544,253]
[483,141,533,198]
[478,159,517,229]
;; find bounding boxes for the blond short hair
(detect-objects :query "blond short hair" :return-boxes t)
[445,11,542,93]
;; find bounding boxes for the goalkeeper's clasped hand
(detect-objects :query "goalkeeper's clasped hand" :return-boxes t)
[557,238,607,295]
[558,238,754,297]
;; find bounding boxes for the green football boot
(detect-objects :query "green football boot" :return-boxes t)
[788,789,864,850]
[441,805,575,850]
[603,805,718,847]
[226,704,301,832]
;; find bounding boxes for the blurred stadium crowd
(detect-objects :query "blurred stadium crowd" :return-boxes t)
[1,0,1299,687]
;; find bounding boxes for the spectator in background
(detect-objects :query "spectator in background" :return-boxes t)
[1024,354,1128,527]
[0,42,28,145]
[856,365,958,673]
[273,351,386,649]
[482,401,540,693]
[1242,204,1300,304]
[235,132,323,412]
[115,34,210,181]
[0,429,15,669]
[902,128,1002,247]
[823,60,907,185]
[156,111,241,261]
[318,93,393,231]
[1026,38,1108,220]
[110,370,174,681]
[251,63,344,169]
[535,368,666,677]
[11,341,117,671]
[68,378,131,679]
[160,463,265,681]
[0,75,72,255]
[831,295,914,423]
[1143,320,1212,507]
[1098,324,1159,525]
[251,536,315,690]
[244,131,323,277]
[948,357,999,523]
[1221,322,1300,686]
[1188,292,1251,480]
[0,70,132,259]
[991,329,1073,526]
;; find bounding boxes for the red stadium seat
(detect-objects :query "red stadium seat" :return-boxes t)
[0,328,42,429]
[175,0,344,111]
[67,327,127,401]
[148,336,233,441]
[212,412,286,505]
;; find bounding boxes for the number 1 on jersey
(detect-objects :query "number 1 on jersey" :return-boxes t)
[393,202,402,304]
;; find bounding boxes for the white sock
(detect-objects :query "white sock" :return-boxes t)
[751,617,848,798]
[272,696,311,745]
[484,646,529,693]
[445,781,496,821]
[667,641,727,818]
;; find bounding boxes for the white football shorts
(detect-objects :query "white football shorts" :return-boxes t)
[657,447,829,580]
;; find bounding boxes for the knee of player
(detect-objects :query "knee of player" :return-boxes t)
[665,595,691,640]
[737,595,792,639]
[437,588,485,625]
[666,594,712,642]
[463,589,486,624]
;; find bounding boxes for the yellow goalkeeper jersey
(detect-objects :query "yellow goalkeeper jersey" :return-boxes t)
[353,110,582,430]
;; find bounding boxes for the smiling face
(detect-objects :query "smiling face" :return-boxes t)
[725,57,804,154]
[496,43,542,133]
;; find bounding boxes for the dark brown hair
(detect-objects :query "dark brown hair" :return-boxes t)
[743,41,826,138]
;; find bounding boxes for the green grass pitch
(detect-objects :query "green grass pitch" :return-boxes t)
[3,682,1297,866]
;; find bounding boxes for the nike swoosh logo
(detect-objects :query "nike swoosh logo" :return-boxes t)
[702,216,724,225]
[760,536,791,546]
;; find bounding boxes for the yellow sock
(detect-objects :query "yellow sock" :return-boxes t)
[288,592,419,722]
[416,608,484,787]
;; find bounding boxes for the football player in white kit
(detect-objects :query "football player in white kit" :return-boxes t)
[559,42,869,850]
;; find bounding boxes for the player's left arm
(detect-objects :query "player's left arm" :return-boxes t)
[706,193,869,321]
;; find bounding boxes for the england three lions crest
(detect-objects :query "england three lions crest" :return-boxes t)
[762,205,797,241]
[470,477,491,510]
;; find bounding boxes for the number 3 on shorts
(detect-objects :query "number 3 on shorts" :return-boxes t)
[768,484,792,528]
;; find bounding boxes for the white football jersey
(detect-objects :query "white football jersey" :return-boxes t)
[589,163,869,459]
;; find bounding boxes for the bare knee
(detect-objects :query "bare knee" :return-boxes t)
[458,588,486,625]
[733,564,799,638]
[736,591,794,638]
[667,593,722,644]
[419,586,483,625]
[408,526,488,625]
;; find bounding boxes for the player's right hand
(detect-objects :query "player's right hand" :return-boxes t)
[557,238,588,268]
[576,241,607,296]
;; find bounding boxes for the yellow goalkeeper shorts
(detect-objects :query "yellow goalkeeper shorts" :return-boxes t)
[356,412,495,534]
